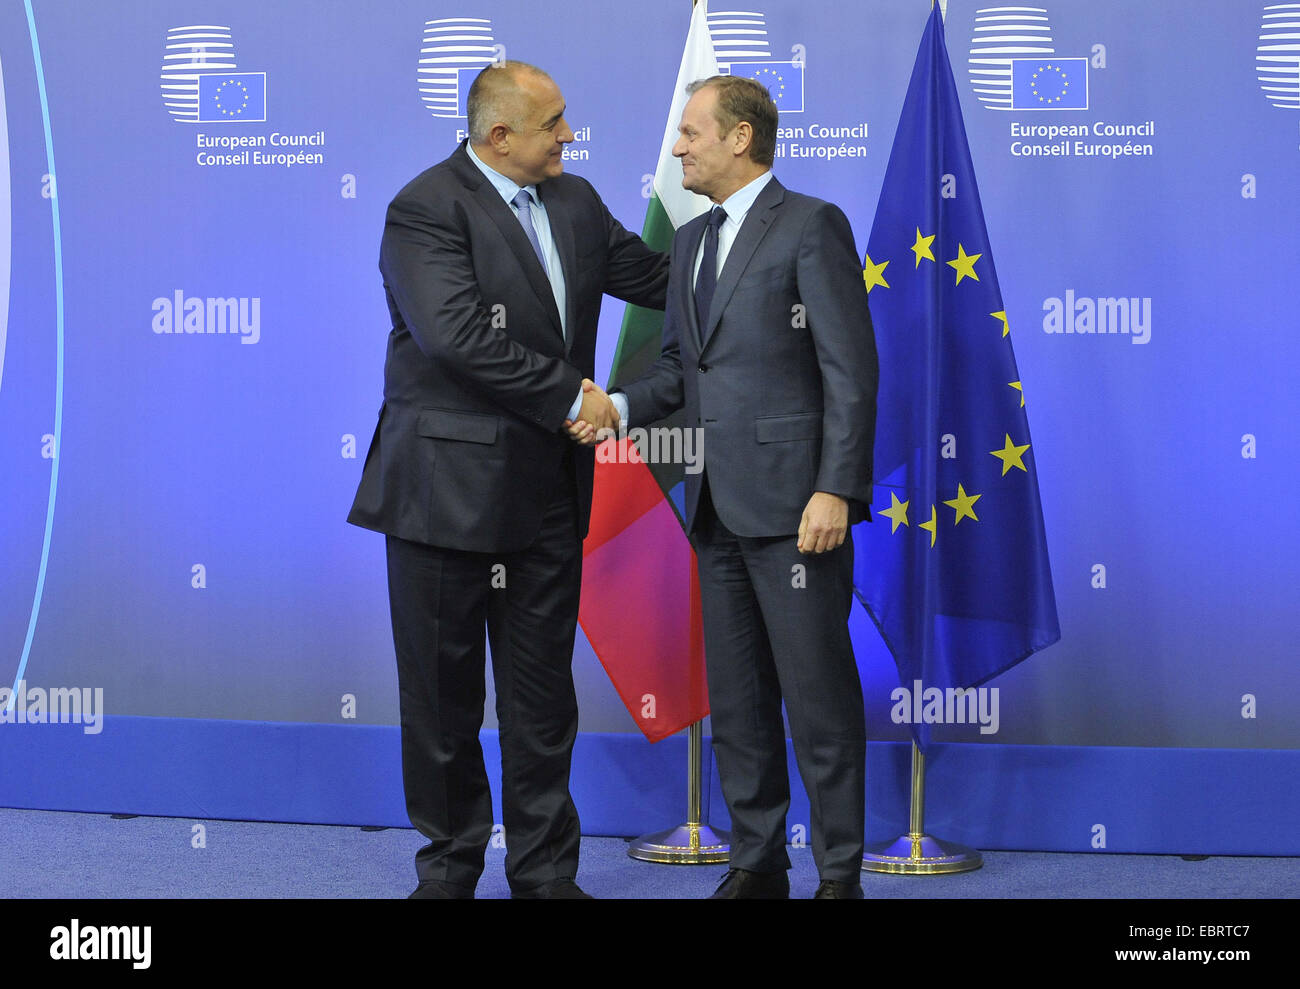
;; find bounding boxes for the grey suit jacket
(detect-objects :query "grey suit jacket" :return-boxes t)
[620,176,877,538]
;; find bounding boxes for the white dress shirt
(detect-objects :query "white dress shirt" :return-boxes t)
[612,170,775,426]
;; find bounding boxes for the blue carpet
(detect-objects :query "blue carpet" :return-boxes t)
[0,808,1294,899]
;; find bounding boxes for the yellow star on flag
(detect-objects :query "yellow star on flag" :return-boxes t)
[991,310,1010,337]
[879,492,910,533]
[918,504,938,548]
[990,434,1031,475]
[947,243,982,285]
[911,228,936,267]
[863,253,890,294]
[943,484,982,525]
[1009,381,1024,407]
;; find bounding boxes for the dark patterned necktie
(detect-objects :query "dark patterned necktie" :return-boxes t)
[695,206,727,335]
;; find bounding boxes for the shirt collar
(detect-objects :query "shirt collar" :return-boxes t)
[466,141,541,206]
[717,170,773,227]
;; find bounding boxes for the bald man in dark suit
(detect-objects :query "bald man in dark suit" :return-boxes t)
[349,62,667,898]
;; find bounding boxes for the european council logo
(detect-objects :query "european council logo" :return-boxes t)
[197,73,266,122]
[1256,3,1300,109]
[709,9,804,113]
[1010,58,1088,109]
[418,17,501,119]
[160,25,267,123]
[968,5,1055,110]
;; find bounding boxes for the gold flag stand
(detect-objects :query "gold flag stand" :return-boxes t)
[862,741,982,874]
[628,721,730,863]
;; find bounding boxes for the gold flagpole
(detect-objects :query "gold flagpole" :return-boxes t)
[862,740,982,874]
[626,0,730,869]
[628,720,730,863]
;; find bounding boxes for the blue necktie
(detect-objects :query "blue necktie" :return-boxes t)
[511,189,549,275]
[695,206,727,336]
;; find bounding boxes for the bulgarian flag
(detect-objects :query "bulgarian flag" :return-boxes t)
[578,0,717,743]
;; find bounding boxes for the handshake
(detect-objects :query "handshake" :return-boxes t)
[563,378,621,446]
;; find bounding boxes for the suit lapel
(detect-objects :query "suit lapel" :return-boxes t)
[701,177,785,351]
[680,214,710,354]
[453,145,564,341]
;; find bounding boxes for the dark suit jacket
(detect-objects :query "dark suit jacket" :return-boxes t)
[620,176,877,538]
[348,142,668,553]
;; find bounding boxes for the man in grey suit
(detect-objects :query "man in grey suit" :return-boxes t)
[349,62,667,898]
[584,75,878,898]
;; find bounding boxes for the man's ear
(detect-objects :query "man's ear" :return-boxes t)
[732,121,754,158]
[487,122,512,155]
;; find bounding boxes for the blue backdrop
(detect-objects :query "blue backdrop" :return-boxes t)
[2,0,1297,854]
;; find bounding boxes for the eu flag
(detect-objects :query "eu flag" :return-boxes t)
[853,4,1060,748]
[1010,57,1089,110]
[197,72,267,122]
[728,61,805,113]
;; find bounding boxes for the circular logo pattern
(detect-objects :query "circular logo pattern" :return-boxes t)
[212,78,250,117]
[1029,64,1071,105]
[749,66,787,106]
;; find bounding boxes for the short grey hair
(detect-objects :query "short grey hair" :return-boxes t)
[466,61,549,143]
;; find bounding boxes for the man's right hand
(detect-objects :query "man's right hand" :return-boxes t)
[564,379,620,445]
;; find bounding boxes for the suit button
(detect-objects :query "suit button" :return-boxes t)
[698,365,709,374]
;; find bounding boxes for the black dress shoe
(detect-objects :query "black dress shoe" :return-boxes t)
[813,879,864,899]
[708,868,790,899]
[510,878,594,899]
[409,879,475,899]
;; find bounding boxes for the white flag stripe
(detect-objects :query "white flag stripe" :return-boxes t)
[654,0,719,228]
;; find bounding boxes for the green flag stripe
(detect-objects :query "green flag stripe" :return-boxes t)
[609,192,675,390]
[606,192,688,515]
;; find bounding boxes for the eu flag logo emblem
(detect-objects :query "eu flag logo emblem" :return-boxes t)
[727,61,804,113]
[197,73,267,122]
[1010,58,1088,110]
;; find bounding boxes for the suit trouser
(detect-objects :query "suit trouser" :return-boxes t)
[693,479,866,882]
[384,472,582,892]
